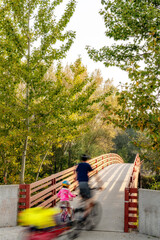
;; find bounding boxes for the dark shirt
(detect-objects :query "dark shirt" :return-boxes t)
[76,162,93,182]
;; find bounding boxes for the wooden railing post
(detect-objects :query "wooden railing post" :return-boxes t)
[124,188,129,232]
[52,178,56,207]
[95,159,98,173]
[73,168,77,190]
[101,156,104,169]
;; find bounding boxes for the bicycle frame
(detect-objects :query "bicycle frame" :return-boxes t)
[73,187,102,228]
[21,224,72,240]
[59,200,74,222]
[61,207,69,222]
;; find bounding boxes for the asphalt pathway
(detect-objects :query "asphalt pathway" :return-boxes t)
[0,226,159,240]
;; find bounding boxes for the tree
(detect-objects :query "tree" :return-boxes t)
[35,59,112,178]
[53,78,120,165]
[133,131,160,175]
[113,128,140,163]
[0,0,76,183]
[87,0,160,151]
[0,56,112,184]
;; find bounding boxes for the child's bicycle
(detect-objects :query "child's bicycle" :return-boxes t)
[69,187,102,239]
[59,200,75,223]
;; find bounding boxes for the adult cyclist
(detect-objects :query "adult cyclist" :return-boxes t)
[76,154,102,222]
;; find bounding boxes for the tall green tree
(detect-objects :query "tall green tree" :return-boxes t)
[113,128,140,163]
[35,59,112,178]
[87,0,160,151]
[0,0,76,183]
[0,56,112,184]
[133,130,160,175]
[49,78,120,167]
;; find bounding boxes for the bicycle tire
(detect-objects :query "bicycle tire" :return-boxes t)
[65,207,85,239]
[85,202,102,231]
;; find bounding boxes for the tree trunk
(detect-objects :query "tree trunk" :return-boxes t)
[36,152,48,181]
[4,171,7,184]
[52,145,57,173]
[20,2,30,184]
[3,157,8,184]
[20,136,28,184]
[54,156,57,173]
[68,142,72,168]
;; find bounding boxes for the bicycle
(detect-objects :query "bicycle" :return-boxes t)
[68,187,102,239]
[18,224,75,240]
[18,189,101,240]
[61,205,70,222]
[52,188,102,239]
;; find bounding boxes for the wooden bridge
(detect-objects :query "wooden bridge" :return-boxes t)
[19,153,141,233]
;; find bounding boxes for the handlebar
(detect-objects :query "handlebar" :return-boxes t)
[90,186,103,191]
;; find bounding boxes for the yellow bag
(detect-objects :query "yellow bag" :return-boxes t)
[18,207,61,229]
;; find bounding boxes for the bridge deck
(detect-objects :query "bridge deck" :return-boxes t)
[73,163,133,232]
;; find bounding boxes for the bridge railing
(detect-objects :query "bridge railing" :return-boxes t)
[19,153,123,211]
[124,153,141,232]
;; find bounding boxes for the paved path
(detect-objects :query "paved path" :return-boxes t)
[89,163,133,232]
[0,227,159,240]
[73,163,134,232]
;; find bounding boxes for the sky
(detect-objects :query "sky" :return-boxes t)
[56,0,129,87]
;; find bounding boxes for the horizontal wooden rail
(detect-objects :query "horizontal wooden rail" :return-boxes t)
[19,153,124,211]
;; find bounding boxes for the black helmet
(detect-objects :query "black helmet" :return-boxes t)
[80,154,90,161]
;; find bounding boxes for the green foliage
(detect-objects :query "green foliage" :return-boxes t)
[87,0,160,151]
[34,76,119,179]
[70,122,116,159]
[151,181,160,190]
[46,79,121,169]
[132,130,160,174]
[141,175,160,190]
[36,64,115,178]
[0,55,113,184]
[113,128,140,163]
[0,0,77,184]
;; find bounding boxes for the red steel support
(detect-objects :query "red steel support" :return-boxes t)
[19,184,31,210]
[124,188,129,232]
[25,184,31,209]
[124,154,140,233]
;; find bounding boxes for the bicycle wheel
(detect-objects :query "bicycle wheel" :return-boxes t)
[85,202,102,231]
[66,207,84,239]
[57,233,68,240]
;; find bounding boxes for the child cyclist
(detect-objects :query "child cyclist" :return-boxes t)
[57,180,77,219]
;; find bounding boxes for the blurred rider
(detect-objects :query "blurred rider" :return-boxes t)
[76,154,102,221]
[76,154,93,201]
